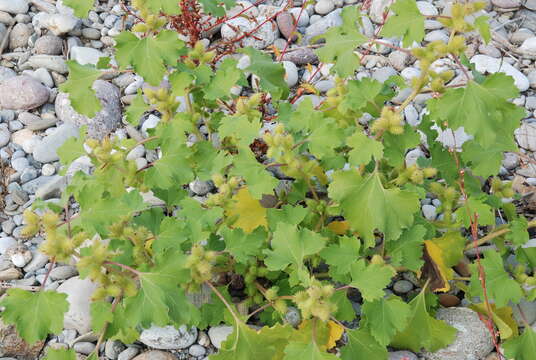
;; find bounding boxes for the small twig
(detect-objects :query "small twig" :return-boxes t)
[103,261,141,276]
[40,257,56,291]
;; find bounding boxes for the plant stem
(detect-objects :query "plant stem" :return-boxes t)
[206,281,240,321]
[103,261,141,276]
[464,219,536,251]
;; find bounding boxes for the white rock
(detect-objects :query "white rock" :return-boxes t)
[32,67,54,88]
[34,12,79,36]
[0,0,28,14]
[434,125,473,149]
[27,55,68,73]
[141,114,161,137]
[221,17,277,49]
[404,105,420,127]
[401,67,421,81]
[208,325,233,349]
[70,46,106,66]
[515,122,536,151]
[422,204,437,220]
[315,0,335,15]
[0,237,17,255]
[369,0,391,23]
[416,1,438,16]
[57,276,98,334]
[290,7,309,27]
[282,61,298,87]
[10,250,32,267]
[520,37,536,56]
[139,325,198,350]
[470,54,530,91]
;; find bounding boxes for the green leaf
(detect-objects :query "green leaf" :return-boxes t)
[474,15,491,44]
[169,70,194,97]
[206,58,243,100]
[380,0,425,47]
[213,322,293,360]
[307,119,345,159]
[154,217,187,252]
[284,342,338,360]
[146,0,181,14]
[90,300,113,333]
[429,231,465,267]
[461,138,517,177]
[382,125,421,167]
[144,142,194,189]
[43,348,77,360]
[361,297,411,346]
[454,197,495,227]
[125,91,149,125]
[59,61,102,117]
[239,47,289,100]
[329,170,420,245]
[222,226,266,263]
[198,0,236,16]
[384,225,425,272]
[349,260,395,301]
[469,250,523,308]
[339,78,384,115]
[219,115,260,149]
[346,131,384,166]
[264,223,326,286]
[315,6,367,77]
[427,74,525,150]
[331,291,355,322]
[230,150,278,199]
[0,289,68,344]
[390,289,457,352]
[115,30,184,86]
[506,217,529,246]
[503,327,536,360]
[57,126,86,165]
[63,0,94,18]
[320,236,360,278]
[340,328,388,360]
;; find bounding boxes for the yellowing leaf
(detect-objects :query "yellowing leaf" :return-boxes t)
[226,187,268,233]
[423,240,453,292]
[326,320,344,349]
[327,221,350,235]
[469,303,518,340]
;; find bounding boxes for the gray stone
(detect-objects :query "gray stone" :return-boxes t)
[73,342,95,355]
[33,67,54,88]
[470,55,529,91]
[491,0,520,7]
[305,8,342,42]
[35,174,67,199]
[189,179,213,196]
[208,325,233,349]
[372,66,397,82]
[369,0,391,23]
[520,37,536,56]
[0,319,44,359]
[281,47,318,65]
[221,17,277,49]
[139,325,198,350]
[33,123,79,163]
[0,0,29,14]
[55,80,121,139]
[57,276,98,334]
[50,265,78,280]
[188,345,206,357]
[512,298,536,325]
[416,1,438,15]
[34,35,63,55]
[27,55,68,74]
[105,340,126,360]
[23,250,48,272]
[422,204,437,220]
[9,23,31,49]
[389,351,418,360]
[0,76,49,110]
[131,351,176,360]
[422,308,494,360]
[393,279,413,294]
[118,347,140,360]
[284,306,301,327]
[0,66,16,82]
[0,125,9,147]
[518,10,536,33]
[283,60,298,87]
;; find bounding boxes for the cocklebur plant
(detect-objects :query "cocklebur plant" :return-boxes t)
[1,0,536,359]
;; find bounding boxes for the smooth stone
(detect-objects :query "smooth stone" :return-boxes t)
[118,347,140,360]
[27,55,68,74]
[221,17,277,50]
[189,179,213,196]
[139,325,197,350]
[416,1,438,15]
[393,279,413,294]
[422,308,494,360]
[0,267,22,280]
[50,265,78,280]
[284,306,301,327]
[282,60,298,87]
[0,237,17,255]
[372,66,397,82]
[23,250,48,272]
[512,299,536,325]
[0,76,49,110]
[32,67,54,88]
[276,12,297,41]
[56,276,98,334]
[105,340,126,360]
[0,125,9,147]
[369,0,391,23]
[208,325,233,349]
[35,174,67,199]
[305,8,342,42]
[131,351,176,360]
[470,55,529,91]
[0,66,16,82]
[0,0,29,14]
[491,0,521,8]
[315,0,335,15]
[73,342,95,355]
[55,80,121,139]
[289,7,309,26]
[422,204,437,220]
[281,47,318,65]
[34,12,79,36]
[34,35,63,55]
[389,351,418,360]
[70,46,105,66]
[9,22,31,49]
[33,123,79,163]
[515,122,536,151]
[520,37,536,56]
